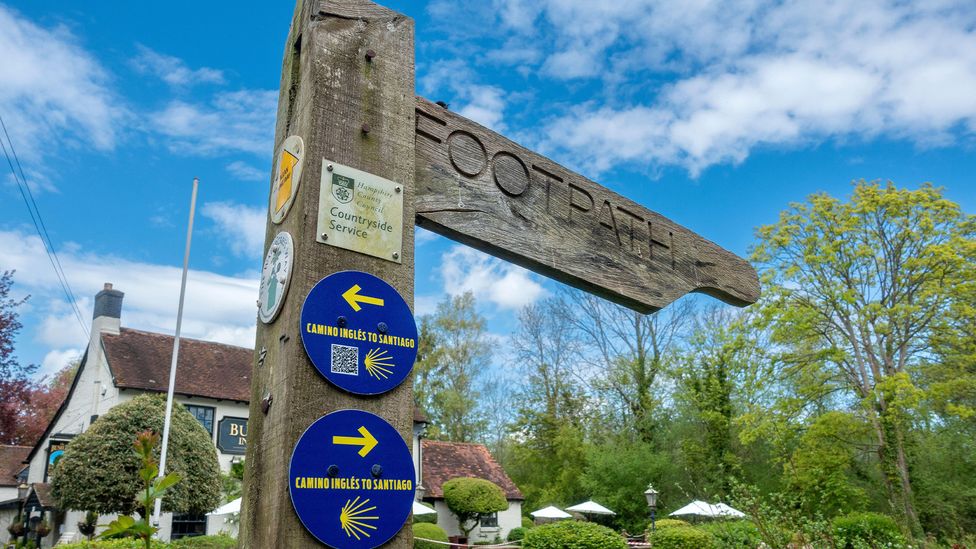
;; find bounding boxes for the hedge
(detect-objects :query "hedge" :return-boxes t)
[55,536,233,549]
[507,526,527,542]
[522,521,627,549]
[413,522,449,549]
[648,526,715,549]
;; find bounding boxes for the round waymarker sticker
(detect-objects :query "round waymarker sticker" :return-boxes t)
[258,232,294,324]
[300,271,418,395]
[290,409,416,548]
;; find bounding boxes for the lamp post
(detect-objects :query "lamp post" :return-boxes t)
[416,484,426,502]
[644,485,659,534]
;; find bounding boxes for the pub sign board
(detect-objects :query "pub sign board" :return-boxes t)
[289,409,415,548]
[217,417,248,455]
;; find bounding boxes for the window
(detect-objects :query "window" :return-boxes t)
[479,513,498,528]
[185,405,215,436]
[171,513,207,539]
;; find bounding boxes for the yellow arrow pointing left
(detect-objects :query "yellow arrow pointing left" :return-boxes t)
[332,426,378,457]
[342,284,385,312]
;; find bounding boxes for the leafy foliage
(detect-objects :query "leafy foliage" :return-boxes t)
[414,293,492,442]
[522,520,627,549]
[506,526,527,541]
[832,512,906,548]
[442,477,508,538]
[651,519,691,530]
[412,522,449,549]
[52,393,221,516]
[55,535,235,549]
[647,526,714,549]
[695,520,762,548]
[98,430,182,549]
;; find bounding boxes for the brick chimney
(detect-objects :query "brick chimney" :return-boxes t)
[91,282,124,336]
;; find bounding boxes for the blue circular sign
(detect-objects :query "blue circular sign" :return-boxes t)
[290,409,416,548]
[300,271,418,395]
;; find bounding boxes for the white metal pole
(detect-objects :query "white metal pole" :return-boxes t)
[153,177,199,529]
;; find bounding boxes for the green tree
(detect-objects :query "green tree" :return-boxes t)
[557,291,692,442]
[506,299,589,511]
[414,292,492,442]
[753,181,976,534]
[442,477,508,538]
[52,393,221,515]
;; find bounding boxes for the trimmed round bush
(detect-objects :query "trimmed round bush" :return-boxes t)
[523,520,627,549]
[648,526,715,549]
[52,394,221,516]
[507,526,527,542]
[832,512,905,548]
[697,520,761,548]
[413,522,449,549]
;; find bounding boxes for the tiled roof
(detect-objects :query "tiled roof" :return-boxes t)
[102,328,252,402]
[32,482,53,508]
[421,440,523,500]
[0,445,29,487]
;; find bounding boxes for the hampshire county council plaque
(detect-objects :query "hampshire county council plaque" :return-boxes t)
[316,159,404,263]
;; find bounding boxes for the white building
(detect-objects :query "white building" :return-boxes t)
[419,440,524,543]
[20,284,251,546]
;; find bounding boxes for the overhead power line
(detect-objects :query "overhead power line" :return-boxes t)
[0,114,90,341]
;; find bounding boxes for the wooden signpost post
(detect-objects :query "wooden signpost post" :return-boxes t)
[240,1,759,547]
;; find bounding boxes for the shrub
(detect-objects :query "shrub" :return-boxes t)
[832,512,905,548]
[522,516,534,529]
[522,520,627,549]
[52,394,221,516]
[442,477,508,538]
[55,541,167,549]
[171,534,238,549]
[650,518,691,531]
[413,523,449,549]
[507,527,527,542]
[648,526,715,549]
[697,520,762,548]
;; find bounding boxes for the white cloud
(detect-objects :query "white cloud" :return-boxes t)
[200,202,266,260]
[149,89,278,156]
[226,161,267,182]
[130,44,224,87]
[440,245,545,310]
[1,229,260,356]
[40,348,82,379]
[420,60,509,132]
[415,226,439,246]
[481,0,976,175]
[414,294,440,317]
[0,4,122,163]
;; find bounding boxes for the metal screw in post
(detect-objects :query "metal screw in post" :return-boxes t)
[392,252,399,260]
[337,316,348,327]
[371,464,383,478]
[327,164,334,172]
[327,465,339,477]
[395,186,401,193]
[261,393,273,414]
[365,49,376,62]
[361,123,370,134]
[320,233,328,241]
[377,322,388,334]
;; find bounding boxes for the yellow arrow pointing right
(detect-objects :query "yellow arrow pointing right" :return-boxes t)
[332,426,379,457]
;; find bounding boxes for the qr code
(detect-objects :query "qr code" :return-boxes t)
[331,344,358,376]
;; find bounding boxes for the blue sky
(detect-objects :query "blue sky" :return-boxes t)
[1,0,975,379]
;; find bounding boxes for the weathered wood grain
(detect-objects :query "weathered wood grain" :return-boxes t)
[414,97,760,313]
[240,1,415,547]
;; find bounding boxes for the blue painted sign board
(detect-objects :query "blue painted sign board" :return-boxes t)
[290,409,416,548]
[301,271,418,395]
